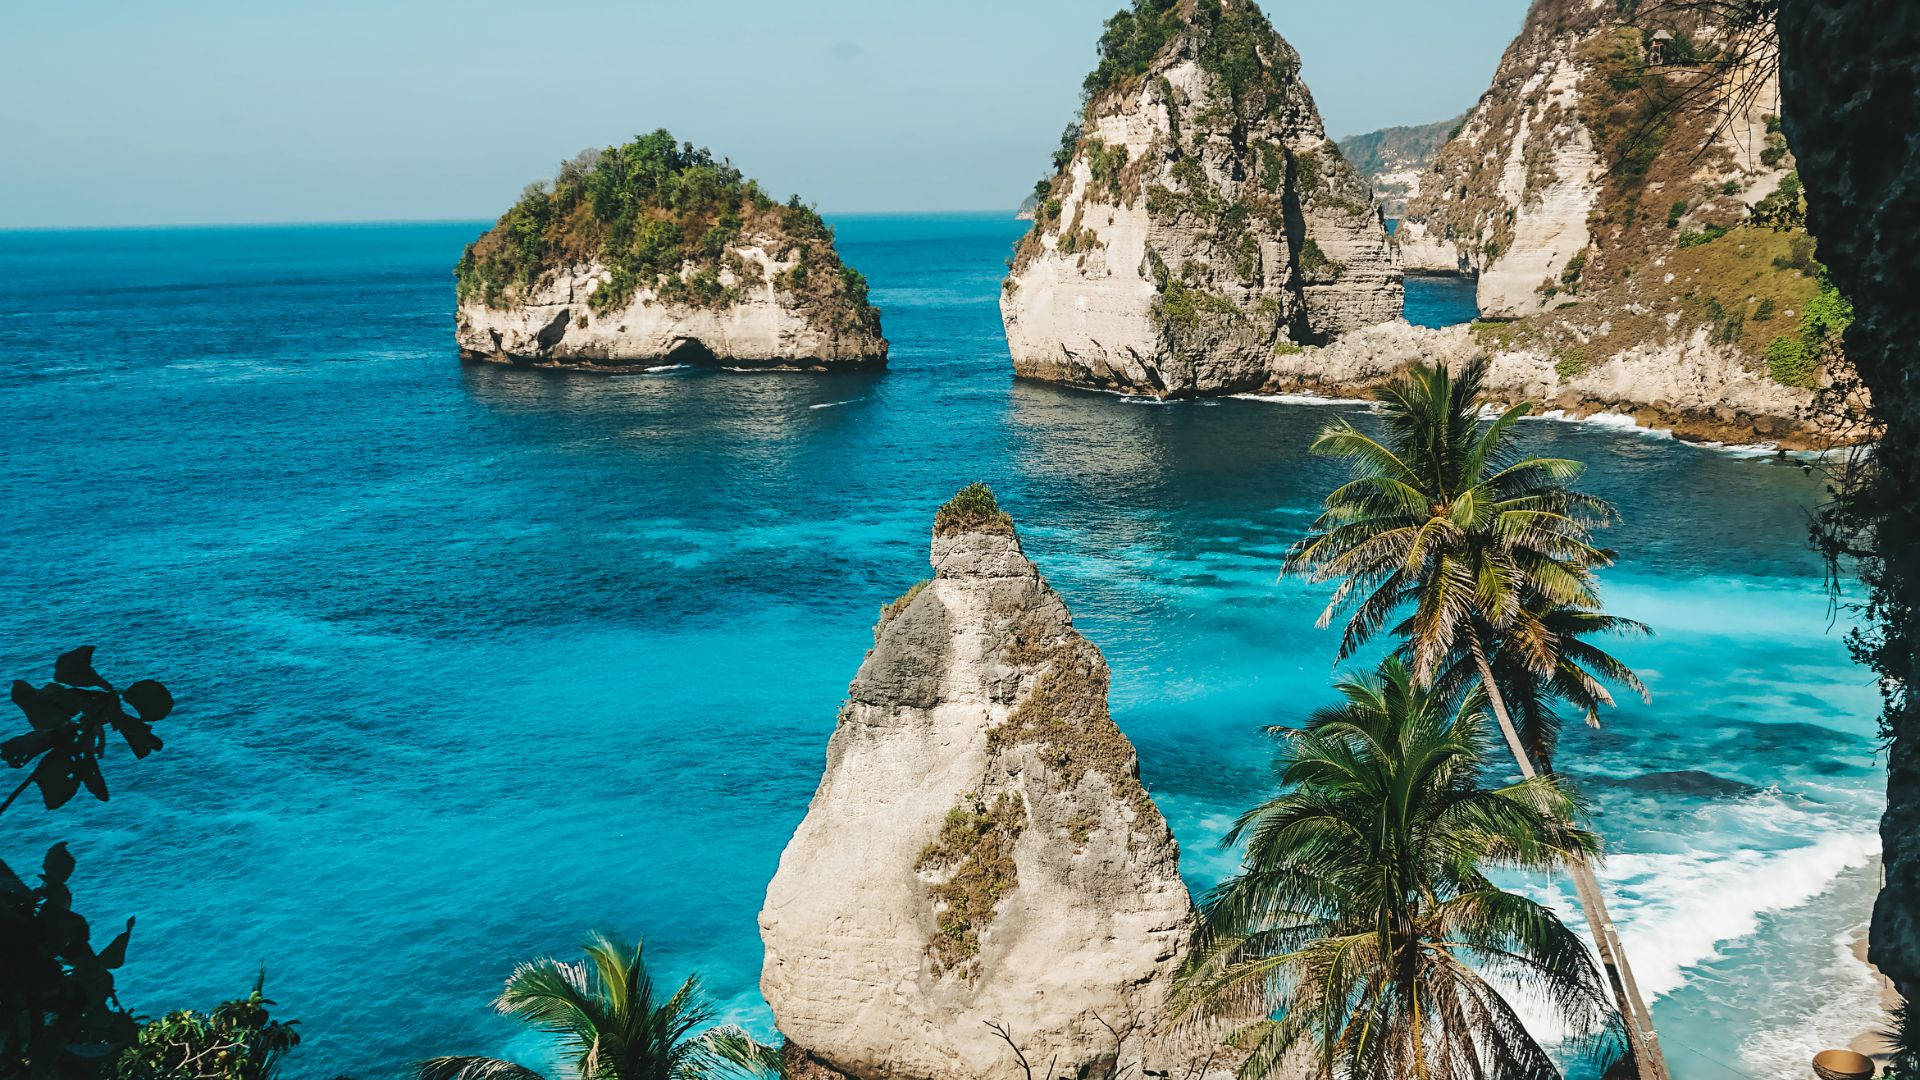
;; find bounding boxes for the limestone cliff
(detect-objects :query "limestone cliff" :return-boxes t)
[454,130,885,372]
[1337,114,1464,221]
[1000,0,1402,398]
[759,486,1227,1080]
[1263,319,1818,447]
[1399,0,1844,437]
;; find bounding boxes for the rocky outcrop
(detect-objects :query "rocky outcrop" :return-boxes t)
[455,255,884,373]
[1779,0,1920,1016]
[454,131,885,373]
[1337,114,1464,221]
[1391,0,1847,443]
[759,487,1228,1080]
[1259,319,1820,446]
[1000,0,1401,398]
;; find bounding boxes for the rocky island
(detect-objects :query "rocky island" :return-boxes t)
[759,486,1234,1080]
[1000,0,1402,398]
[1382,0,1843,445]
[455,130,886,372]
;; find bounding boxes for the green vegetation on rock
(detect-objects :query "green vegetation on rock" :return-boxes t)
[915,793,1026,972]
[934,483,1014,537]
[455,130,879,338]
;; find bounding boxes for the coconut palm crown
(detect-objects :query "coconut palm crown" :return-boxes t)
[1283,357,1618,686]
[415,934,778,1080]
[1177,661,1614,1080]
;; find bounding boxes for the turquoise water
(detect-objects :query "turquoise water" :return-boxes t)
[0,215,1884,1079]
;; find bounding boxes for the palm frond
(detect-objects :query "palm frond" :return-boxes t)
[414,1058,546,1080]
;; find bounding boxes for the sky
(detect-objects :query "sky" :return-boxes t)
[0,0,1530,228]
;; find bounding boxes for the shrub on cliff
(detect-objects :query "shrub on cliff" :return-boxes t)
[933,484,1015,537]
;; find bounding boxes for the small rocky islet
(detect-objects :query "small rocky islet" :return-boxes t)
[454,130,886,372]
[759,485,1240,1080]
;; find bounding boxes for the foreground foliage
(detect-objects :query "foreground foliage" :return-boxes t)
[1284,360,1671,1078]
[1179,661,1613,1079]
[2,649,172,1079]
[416,933,778,1080]
[113,981,300,1080]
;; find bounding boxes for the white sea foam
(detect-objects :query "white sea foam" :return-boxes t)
[809,397,866,410]
[1232,391,1376,407]
[1598,828,1882,1001]
[1495,793,1881,1051]
[1738,918,1892,1079]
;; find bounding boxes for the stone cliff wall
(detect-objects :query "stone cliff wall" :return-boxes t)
[1262,320,1816,446]
[455,238,885,372]
[1001,0,1401,398]
[1395,0,1836,445]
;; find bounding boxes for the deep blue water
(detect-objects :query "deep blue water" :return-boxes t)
[0,216,1884,1079]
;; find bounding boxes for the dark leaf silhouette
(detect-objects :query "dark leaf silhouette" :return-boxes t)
[2,649,169,816]
[0,846,140,1076]
[122,680,174,723]
[43,841,75,884]
[54,646,109,689]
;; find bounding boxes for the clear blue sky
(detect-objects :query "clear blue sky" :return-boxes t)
[1,0,1529,227]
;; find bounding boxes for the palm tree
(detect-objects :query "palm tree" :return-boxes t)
[416,933,781,1080]
[1282,358,1670,1080]
[1425,598,1652,770]
[1177,661,1614,1080]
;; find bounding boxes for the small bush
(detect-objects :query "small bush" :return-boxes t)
[1766,335,1817,387]
[115,984,301,1080]
[1560,249,1589,292]
[1677,224,1729,248]
[1667,200,1688,229]
[934,484,1015,537]
[877,580,930,639]
[1760,132,1790,168]
[1752,172,1807,232]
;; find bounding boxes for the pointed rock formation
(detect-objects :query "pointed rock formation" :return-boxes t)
[1000,0,1401,398]
[759,486,1221,1080]
[455,130,885,373]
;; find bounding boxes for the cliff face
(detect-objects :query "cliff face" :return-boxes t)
[759,489,1224,1080]
[1266,319,1816,446]
[454,131,885,372]
[1779,0,1920,1014]
[1393,0,1846,443]
[1337,115,1464,221]
[1000,0,1401,398]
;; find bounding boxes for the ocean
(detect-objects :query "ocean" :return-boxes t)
[0,214,1884,1079]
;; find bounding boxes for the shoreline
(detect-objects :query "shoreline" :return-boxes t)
[1850,909,1902,1068]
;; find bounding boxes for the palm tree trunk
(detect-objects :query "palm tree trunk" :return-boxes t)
[1469,637,1672,1080]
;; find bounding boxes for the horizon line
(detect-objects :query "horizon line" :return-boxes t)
[0,208,1026,234]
